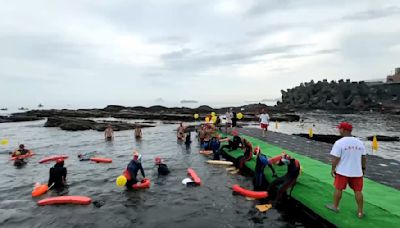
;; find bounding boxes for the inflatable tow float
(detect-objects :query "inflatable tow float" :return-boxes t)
[37,196,92,206]
[232,184,268,199]
[39,155,69,164]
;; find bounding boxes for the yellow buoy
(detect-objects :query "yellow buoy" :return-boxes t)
[372,135,378,152]
[211,112,216,117]
[237,113,243,119]
[193,113,199,119]
[0,139,9,145]
[116,175,127,187]
[308,128,313,138]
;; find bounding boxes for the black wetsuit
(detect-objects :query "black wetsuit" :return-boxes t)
[13,149,29,166]
[232,112,237,127]
[126,160,145,188]
[157,163,170,176]
[48,163,67,190]
[237,145,252,170]
[254,154,276,191]
[268,158,300,200]
[210,137,221,160]
[221,136,242,156]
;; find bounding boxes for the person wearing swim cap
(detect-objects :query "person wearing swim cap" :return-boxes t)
[126,151,145,189]
[253,146,277,191]
[155,156,170,176]
[48,159,67,190]
[267,153,300,202]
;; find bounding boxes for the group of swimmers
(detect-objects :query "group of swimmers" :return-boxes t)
[197,119,301,202]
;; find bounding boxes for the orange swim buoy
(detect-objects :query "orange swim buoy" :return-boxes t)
[187,168,201,185]
[37,196,92,206]
[32,184,49,197]
[90,157,112,163]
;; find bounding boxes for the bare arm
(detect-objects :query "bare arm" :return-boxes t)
[331,155,340,177]
[362,155,366,175]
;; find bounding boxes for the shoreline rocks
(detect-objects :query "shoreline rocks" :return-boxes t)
[45,117,154,131]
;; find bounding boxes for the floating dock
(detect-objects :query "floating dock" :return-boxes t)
[222,128,400,228]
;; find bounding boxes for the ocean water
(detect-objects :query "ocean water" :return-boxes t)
[0,120,298,228]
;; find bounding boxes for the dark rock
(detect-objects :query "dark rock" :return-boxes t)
[366,135,400,142]
[45,117,154,131]
[293,133,342,144]
[0,115,43,123]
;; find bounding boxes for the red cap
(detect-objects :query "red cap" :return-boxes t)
[232,130,238,136]
[337,122,353,132]
[155,156,162,164]
[254,146,260,155]
[56,158,64,164]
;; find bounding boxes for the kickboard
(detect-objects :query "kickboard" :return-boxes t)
[187,168,201,185]
[207,160,234,165]
[90,157,112,163]
[37,196,91,206]
[39,155,69,164]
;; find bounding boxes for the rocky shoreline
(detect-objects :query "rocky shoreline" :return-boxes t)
[1,104,300,131]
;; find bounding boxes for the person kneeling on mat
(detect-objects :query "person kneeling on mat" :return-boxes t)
[267,153,300,202]
[253,146,277,191]
[220,130,243,156]
[126,151,145,189]
[155,157,170,176]
[48,159,67,191]
[236,138,253,172]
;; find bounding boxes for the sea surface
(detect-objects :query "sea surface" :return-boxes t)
[0,120,299,228]
[0,111,399,228]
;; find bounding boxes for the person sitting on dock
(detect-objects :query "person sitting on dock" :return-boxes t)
[237,138,253,172]
[48,159,67,191]
[134,124,142,139]
[267,153,300,202]
[126,151,146,188]
[104,124,114,140]
[155,156,170,176]
[326,122,366,218]
[254,146,277,191]
[220,130,243,157]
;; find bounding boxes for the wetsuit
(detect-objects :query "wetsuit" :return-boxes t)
[254,154,276,191]
[126,160,145,188]
[238,144,253,170]
[157,163,170,176]
[210,137,221,160]
[13,149,29,166]
[231,112,237,127]
[78,151,96,161]
[48,163,67,190]
[268,158,300,200]
[220,136,242,156]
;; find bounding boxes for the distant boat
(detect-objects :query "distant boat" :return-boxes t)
[38,104,43,108]
[180,100,198,104]
[18,107,29,110]
[0,108,7,111]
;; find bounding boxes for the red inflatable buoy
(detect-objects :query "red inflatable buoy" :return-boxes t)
[232,184,268,199]
[132,178,151,189]
[90,157,112,163]
[187,168,201,185]
[37,196,92,206]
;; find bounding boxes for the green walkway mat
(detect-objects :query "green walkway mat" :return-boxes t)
[223,134,400,228]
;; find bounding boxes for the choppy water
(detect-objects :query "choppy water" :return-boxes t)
[0,120,296,228]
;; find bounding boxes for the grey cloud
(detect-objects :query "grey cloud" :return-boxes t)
[160,43,313,72]
[343,6,400,20]
[277,49,338,59]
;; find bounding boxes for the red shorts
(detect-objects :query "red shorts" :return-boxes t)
[334,174,363,191]
[260,123,268,129]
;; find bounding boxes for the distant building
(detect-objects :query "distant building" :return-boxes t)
[387,68,400,83]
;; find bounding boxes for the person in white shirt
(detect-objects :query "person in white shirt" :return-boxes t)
[326,122,366,218]
[225,109,233,134]
[259,109,270,136]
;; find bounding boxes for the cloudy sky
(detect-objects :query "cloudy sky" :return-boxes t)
[1,0,400,108]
